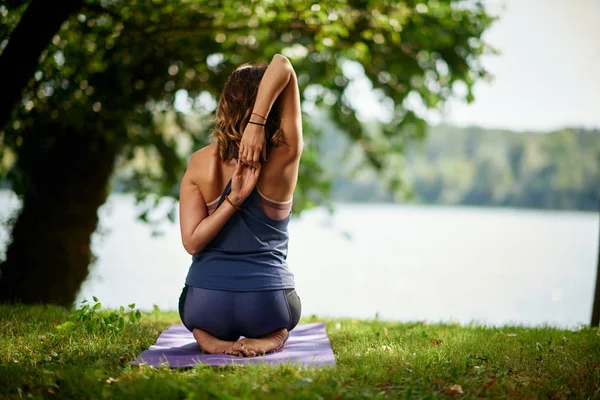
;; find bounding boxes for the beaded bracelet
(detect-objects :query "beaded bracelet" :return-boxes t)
[225,195,241,211]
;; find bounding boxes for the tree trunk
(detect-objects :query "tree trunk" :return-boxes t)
[0,124,119,306]
[0,0,83,131]
[591,199,600,327]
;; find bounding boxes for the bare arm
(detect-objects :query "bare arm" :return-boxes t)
[255,56,303,201]
[251,54,294,128]
[179,157,260,255]
[272,61,303,155]
[239,54,295,168]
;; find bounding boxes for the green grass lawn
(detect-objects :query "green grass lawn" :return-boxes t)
[0,304,598,399]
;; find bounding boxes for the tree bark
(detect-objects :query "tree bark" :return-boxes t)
[591,199,600,327]
[0,124,119,306]
[0,0,83,132]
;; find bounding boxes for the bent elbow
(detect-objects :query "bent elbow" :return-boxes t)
[183,247,195,256]
[182,238,201,255]
[273,53,290,64]
[272,54,293,73]
[182,242,195,256]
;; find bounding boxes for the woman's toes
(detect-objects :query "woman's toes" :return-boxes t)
[231,341,244,352]
[231,340,251,357]
[240,346,253,357]
[226,348,243,357]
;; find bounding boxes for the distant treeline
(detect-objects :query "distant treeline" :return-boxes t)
[327,125,600,211]
[2,125,597,212]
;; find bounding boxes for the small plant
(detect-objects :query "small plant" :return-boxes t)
[56,296,142,333]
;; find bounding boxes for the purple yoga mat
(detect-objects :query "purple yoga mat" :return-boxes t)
[131,322,335,368]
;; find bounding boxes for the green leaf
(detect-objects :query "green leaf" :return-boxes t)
[92,296,98,302]
[128,303,136,309]
[56,321,75,331]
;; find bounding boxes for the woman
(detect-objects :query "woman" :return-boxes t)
[178,54,302,357]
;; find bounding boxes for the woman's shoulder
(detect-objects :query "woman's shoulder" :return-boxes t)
[188,143,218,166]
[185,143,219,184]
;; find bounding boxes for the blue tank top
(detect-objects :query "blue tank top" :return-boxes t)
[185,179,295,291]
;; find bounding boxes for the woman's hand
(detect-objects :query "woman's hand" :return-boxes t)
[239,123,267,169]
[229,160,261,206]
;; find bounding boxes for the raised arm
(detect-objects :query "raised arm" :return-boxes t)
[265,56,303,156]
[256,56,303,201]
[239,54,298,168]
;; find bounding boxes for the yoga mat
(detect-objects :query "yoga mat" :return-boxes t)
[131,322,335,368]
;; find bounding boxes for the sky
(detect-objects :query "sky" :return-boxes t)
[350,0,600,131]
[443,0,600,131]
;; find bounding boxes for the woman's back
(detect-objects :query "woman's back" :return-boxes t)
[188,143,293,220]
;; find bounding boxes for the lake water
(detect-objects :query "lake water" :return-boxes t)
[0,191,598,328]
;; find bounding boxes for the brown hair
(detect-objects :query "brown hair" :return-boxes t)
[212,62,284,161]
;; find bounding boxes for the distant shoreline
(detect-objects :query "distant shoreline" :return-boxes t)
[0,189,597,215]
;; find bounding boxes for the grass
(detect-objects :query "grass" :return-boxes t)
[0,304,599,399]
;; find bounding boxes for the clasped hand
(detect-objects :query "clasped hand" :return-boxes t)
[229,122,267,205]
[238,123,267,169]
[229,158,261,205]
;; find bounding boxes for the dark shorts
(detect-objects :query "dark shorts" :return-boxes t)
[178,285,302,342]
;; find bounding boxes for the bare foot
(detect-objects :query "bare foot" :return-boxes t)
[232,328,288,357]
[192,329,243,356]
